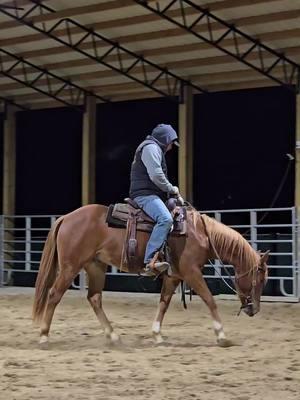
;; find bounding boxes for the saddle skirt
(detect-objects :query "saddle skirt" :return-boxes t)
[106,202,187,236]
[106,200,187,272]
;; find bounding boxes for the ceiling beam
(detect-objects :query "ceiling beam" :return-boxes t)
[4,58,293,107]
[0,17,298,67]
[1,42,299,94]
[0,1,207,99]
[1,6,299,49]
[0,0,282,31]
[1,35,299,81]
[12,76,279,110]
[134,0,300,92]
[9,64,288,103]
[0,47,108,110]
[0,95,28,111]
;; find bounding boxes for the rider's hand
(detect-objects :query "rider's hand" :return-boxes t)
[177,195,185,206]
[170,186,179,195]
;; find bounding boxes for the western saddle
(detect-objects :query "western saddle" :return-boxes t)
[106,197,187,273]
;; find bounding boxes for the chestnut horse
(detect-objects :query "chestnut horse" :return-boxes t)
[32,204,269,347]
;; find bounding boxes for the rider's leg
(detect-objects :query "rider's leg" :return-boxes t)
[134,195,173,273]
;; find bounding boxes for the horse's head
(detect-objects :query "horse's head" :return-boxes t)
[235,250,269,317]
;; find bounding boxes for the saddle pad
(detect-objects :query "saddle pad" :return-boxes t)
[106,204,187,236]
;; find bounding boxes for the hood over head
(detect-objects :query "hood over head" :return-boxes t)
[149,124,179,150]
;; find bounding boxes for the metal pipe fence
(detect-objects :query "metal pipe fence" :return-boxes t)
[0,208,299,300]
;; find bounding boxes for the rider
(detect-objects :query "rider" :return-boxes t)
[129,123,183,276]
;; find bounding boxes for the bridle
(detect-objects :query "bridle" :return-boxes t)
[235,265,265,315]
[208,255,264,314]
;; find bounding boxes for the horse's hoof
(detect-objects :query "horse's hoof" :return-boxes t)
[217,338,233,348]
[153,333,164,344]
[111,332,120,342]
[38,336,49,350]
[106,332,121,346]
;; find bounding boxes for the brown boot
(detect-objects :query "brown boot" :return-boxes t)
[140,261,170,277]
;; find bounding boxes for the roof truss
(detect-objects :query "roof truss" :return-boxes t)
[134,0,300,93]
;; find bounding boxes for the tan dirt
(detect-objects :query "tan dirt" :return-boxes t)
[0,289,299,400]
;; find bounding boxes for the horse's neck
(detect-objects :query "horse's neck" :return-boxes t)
[210,234,239,266]
[202,215,258,272]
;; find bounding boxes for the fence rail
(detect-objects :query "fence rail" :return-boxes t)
[0,208,299,300]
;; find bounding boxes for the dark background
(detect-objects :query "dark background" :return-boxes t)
[0,86,296,215]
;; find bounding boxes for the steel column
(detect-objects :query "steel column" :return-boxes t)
[178,83,194,202]
[3,104,16,216]
[82,95,96,205]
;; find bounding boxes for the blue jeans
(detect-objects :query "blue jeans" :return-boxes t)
[134,195,173,264]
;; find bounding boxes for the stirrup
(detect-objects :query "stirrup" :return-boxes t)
[140,261,170,277]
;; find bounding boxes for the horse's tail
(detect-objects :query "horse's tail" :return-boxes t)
[32,216,64,323]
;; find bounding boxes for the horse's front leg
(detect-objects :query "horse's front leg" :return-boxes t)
[183,265,231,347]
[152,275,181,344]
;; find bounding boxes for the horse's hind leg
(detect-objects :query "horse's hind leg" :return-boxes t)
[85,261,119,343]
[152,275,181,344]
[39,263,78,347]
[183,265,230,347]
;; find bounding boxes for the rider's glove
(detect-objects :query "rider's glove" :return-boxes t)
[177,195,185,206]
[170,186,179,195]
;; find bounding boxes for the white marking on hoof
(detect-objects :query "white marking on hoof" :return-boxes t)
[153,333,164,344]
[39,335,49,349]
[213,320,226,341]
[152,321,161,334]
[218,331,226,340]
[110,332,120,343]
[39,335,48,344]
[213,321,222,331]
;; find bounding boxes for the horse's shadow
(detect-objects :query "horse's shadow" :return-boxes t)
[8,333,240,351]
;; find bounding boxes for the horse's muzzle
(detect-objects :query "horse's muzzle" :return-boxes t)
[243,304,254,317]
[243,301,260,317]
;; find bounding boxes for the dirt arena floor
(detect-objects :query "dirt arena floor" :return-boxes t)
[0,288,299,400]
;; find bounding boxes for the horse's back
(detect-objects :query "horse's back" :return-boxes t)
[56,204,110,262]
[65,203,108,219]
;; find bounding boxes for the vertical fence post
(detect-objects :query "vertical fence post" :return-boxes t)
[25,217,31,271]
[250,211,257,251]
[214,212,222,276]
[79,270,86,291]
[111,266,118,274]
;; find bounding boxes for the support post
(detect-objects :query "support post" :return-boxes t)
[2,104,16,282]
[3,104,16,215]
[82,95,96,205]
[178,84,194,202]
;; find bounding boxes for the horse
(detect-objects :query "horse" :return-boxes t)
[32,204,269,348]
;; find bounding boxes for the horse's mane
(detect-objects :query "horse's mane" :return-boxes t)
[188,209,259,269]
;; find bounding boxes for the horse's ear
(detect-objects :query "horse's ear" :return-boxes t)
[260,250,270,264]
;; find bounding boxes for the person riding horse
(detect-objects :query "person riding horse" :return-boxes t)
[129,123,184,276]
